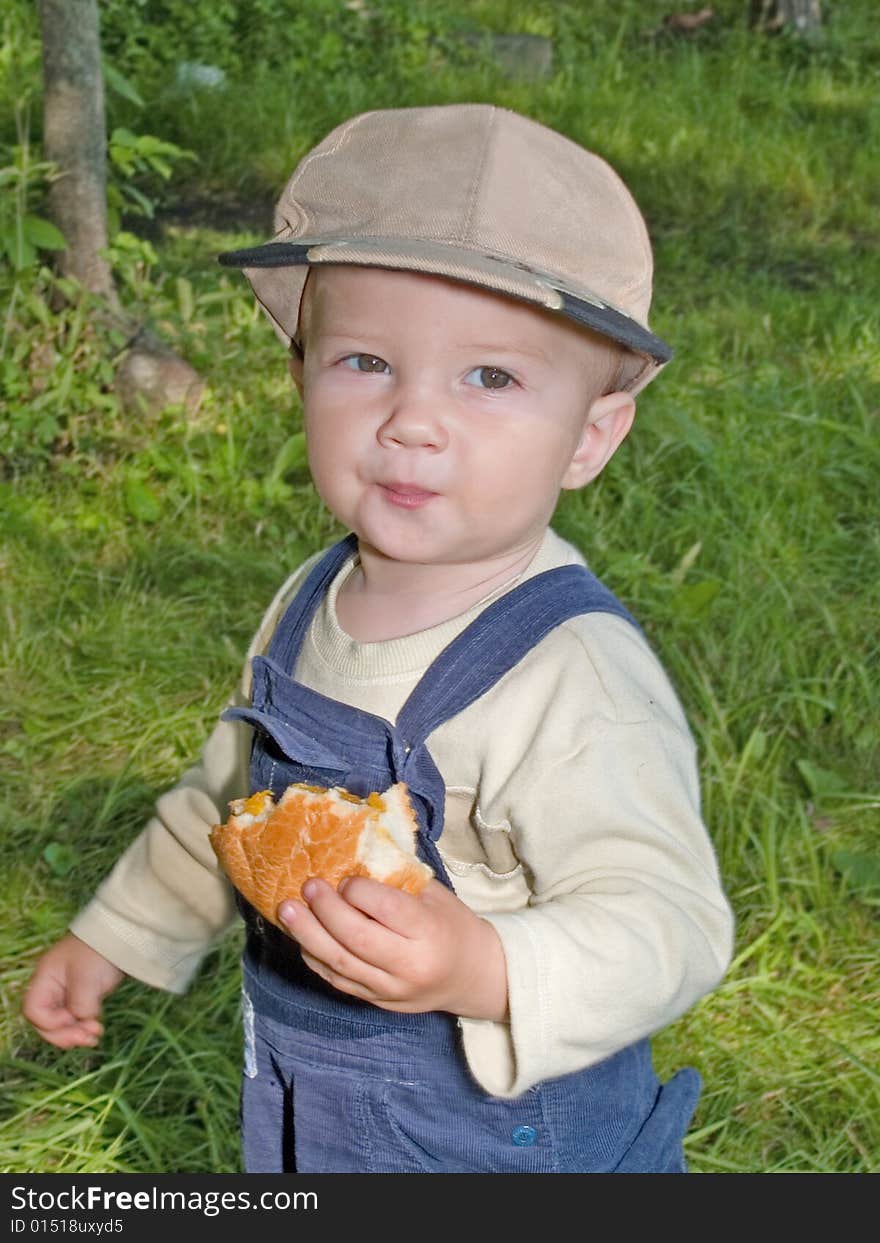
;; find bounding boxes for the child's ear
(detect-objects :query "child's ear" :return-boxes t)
[561,392,636,490]
[288,350,305,397]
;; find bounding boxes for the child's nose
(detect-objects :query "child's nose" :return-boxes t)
[377,384,449,451]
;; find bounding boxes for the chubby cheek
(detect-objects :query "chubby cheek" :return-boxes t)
[303,416,354,506]
[305,385,363,448]
[466,435,564,506]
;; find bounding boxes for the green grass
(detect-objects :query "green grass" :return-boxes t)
[2,0,879,1174]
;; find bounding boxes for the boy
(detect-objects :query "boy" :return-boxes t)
[23,105,734,1173]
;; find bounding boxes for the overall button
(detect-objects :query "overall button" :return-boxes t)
[511,1125,537,1147]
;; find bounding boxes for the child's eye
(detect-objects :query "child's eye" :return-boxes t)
[342,354,389,374]
[464,366,515,391]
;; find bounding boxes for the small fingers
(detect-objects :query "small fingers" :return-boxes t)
[333,876,428,937]
[31,1017,103,1050]
[278,887,400,997]
[298,950,375,1001]
[283,880,401,967]
[23,975,105,1049]
[22,985,74,1034]
[277,891,367,977]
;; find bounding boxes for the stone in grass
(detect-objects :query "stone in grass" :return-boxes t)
[115,327,204,419]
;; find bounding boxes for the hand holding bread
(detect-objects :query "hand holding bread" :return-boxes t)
[210,781,433,929]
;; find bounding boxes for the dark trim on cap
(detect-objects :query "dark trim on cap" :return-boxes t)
[559,292,672,365]
[217,241,672,365]
[218,242,311,268]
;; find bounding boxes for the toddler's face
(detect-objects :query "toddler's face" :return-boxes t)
[292,266,631,570]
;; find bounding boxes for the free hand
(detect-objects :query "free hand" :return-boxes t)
[278,877,509,1021]
[22,933,125,1049]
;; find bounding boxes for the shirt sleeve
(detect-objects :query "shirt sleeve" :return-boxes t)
[68,555,321,992]
[457,615,735,1097]
[69,703,249,992]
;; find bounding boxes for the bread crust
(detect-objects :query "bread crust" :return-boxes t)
[210,781,433,928]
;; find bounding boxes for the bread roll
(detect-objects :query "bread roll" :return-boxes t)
[210,781,433,928]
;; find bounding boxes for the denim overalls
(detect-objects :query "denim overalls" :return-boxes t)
[224,535,701,1174]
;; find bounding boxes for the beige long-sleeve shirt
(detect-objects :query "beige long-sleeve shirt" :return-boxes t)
[71,528,734,1097]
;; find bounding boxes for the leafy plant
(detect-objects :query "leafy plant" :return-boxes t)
[0,107,65,270]
[103,229,160,298]
[107,127,196,234]
[1,268,123,474]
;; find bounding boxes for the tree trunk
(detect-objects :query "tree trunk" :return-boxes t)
[37,0,204,417]
[38,0,118,305]
[752,1,822,36]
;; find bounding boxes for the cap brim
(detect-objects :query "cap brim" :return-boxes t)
[218,238,672,387]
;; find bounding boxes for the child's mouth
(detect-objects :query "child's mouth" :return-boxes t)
[379,482,438,509]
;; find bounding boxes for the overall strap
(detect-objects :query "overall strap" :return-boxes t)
[396,563,639,747]
[266,533,359,671]
[227,550,639,885]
